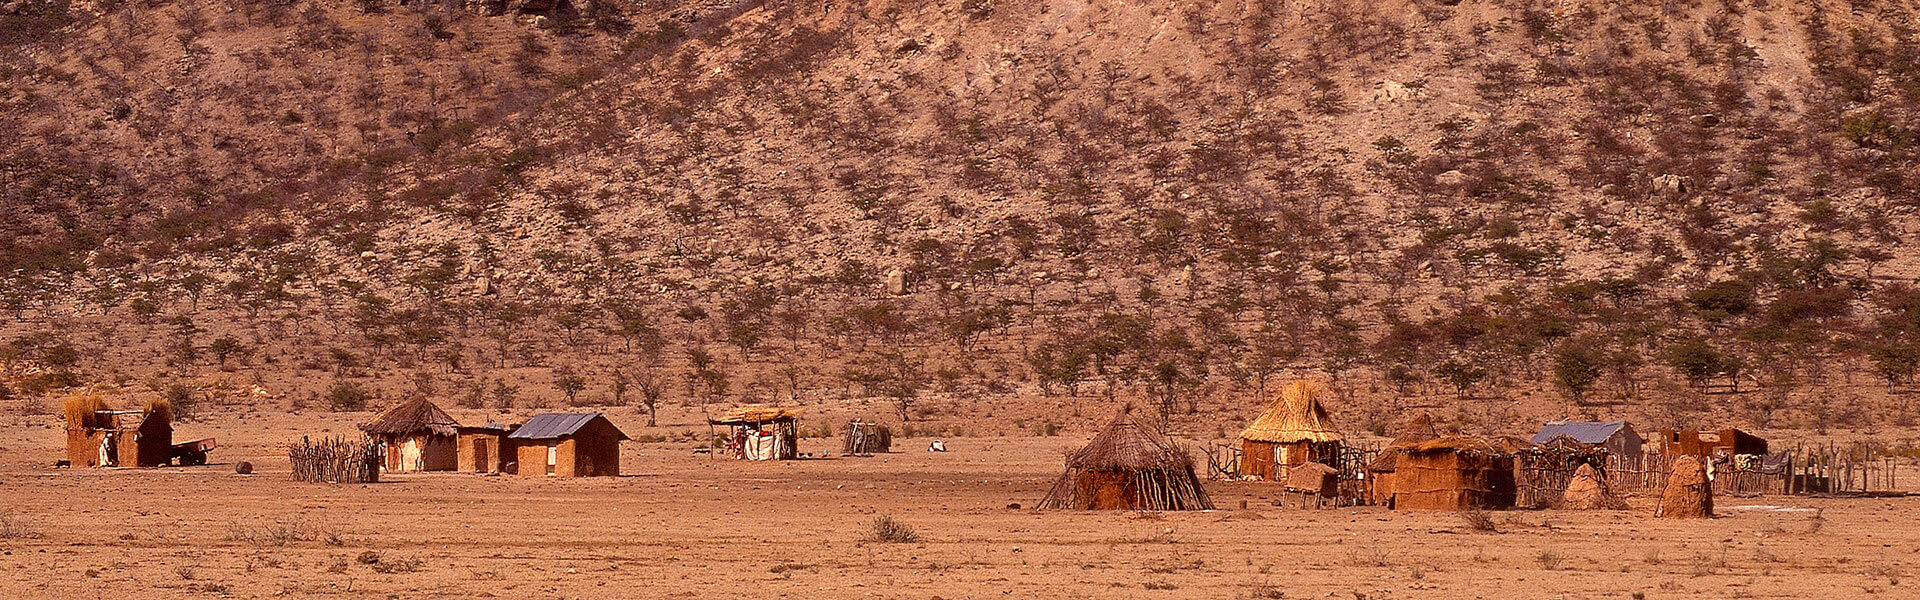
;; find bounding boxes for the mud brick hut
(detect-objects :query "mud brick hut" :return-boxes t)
[710,406,803,460]
[1391,437,1517,511]
[64,393,172,468]
[361,398,460,473]
[1658,428,1768,457]
[1367,412,1440,506]
[1529,420,1643,457]
[1039,408,1213,511]
[457,423,513,474]
[1237,380,1344,481]
[510,413,627,477]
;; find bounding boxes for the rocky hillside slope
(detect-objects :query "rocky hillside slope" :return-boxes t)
[5,0,1920,437]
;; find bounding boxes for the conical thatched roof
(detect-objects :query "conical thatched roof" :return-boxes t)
[1390,412,1440,447]
[1063,409,1196,471]
[1239,380,1343,444]
[360,398,459,437]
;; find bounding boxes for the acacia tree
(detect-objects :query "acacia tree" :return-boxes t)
[1552,338,1605,408]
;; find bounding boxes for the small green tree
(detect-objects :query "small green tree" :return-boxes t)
[326,381,374,412]
[1552,341,1605,406]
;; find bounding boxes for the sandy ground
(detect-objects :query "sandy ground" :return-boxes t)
[0,409,1915,599]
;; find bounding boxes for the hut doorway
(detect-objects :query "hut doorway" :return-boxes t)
[472,438,491,471]
[546,443,558,475]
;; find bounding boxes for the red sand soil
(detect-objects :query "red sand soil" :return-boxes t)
[0,407,1914,599]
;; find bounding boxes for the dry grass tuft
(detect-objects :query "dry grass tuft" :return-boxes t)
[225,518,342,547]
[0,511,40,539]
[866,515,919,543]
[1460,509,1498,533]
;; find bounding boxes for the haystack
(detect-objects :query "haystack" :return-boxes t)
[1658,455,1713,518]
[1391,436,1516,511]
[1238,380,1343,480]
[1039,408,1213,511]
[360,398,461,472]
[1557,463,1628,510]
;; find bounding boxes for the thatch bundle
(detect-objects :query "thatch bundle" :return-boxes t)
[143,398,174,424]
[360,398,460,438]
[1039,409,1213,511]
[1658,455,1713,518]
[1557,463,1628,510]
[63,392,113,429]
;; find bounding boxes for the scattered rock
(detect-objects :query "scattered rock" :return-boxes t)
[885,268,908,295]
[1652,174,1689,198]
[1371,80,1421,103]
[1435,170,1469,187]
[234,461,254,475]
[1691,113,1720,128]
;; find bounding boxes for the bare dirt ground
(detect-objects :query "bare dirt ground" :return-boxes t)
[0,408,1914,599]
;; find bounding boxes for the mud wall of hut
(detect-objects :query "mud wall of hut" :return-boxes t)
[1392,451,1516,510]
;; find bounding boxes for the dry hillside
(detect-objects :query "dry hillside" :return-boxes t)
[5,0,1920,437]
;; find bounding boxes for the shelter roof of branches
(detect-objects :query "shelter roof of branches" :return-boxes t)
[710,405,803,460]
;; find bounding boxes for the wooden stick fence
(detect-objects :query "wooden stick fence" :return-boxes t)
[289,436,381,483]
[1605,442,1905,497]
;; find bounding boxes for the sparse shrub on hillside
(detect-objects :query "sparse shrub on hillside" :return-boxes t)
[326,381,374,412]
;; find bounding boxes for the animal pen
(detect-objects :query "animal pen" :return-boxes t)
[289,436,381,483]
[1604,441,1905,497]
[1040,409,1214,511]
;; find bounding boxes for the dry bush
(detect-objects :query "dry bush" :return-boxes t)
[1460,509,1498,533]
[225,518,342,547]
[865,515,918,543]
[1536,550,1563,570]
[0,511,40,539]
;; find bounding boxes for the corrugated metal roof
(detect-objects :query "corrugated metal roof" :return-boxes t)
[1530,420,1628,445]
[509,413,602,439]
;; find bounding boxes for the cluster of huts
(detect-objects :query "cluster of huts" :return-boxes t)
[359,398,629,477]
[1040,379,1760,517]
[53,379,1753,521]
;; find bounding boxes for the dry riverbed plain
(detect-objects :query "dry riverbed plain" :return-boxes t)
[0,410,1913,599]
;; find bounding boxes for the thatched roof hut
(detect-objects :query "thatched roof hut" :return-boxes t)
[1039,409,1213,511]
[1658,455,1713,518]
[1368,412,1439,505]
[361,398,460,472]
[1237,380,1344,480]
[1390,436,1517,511]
